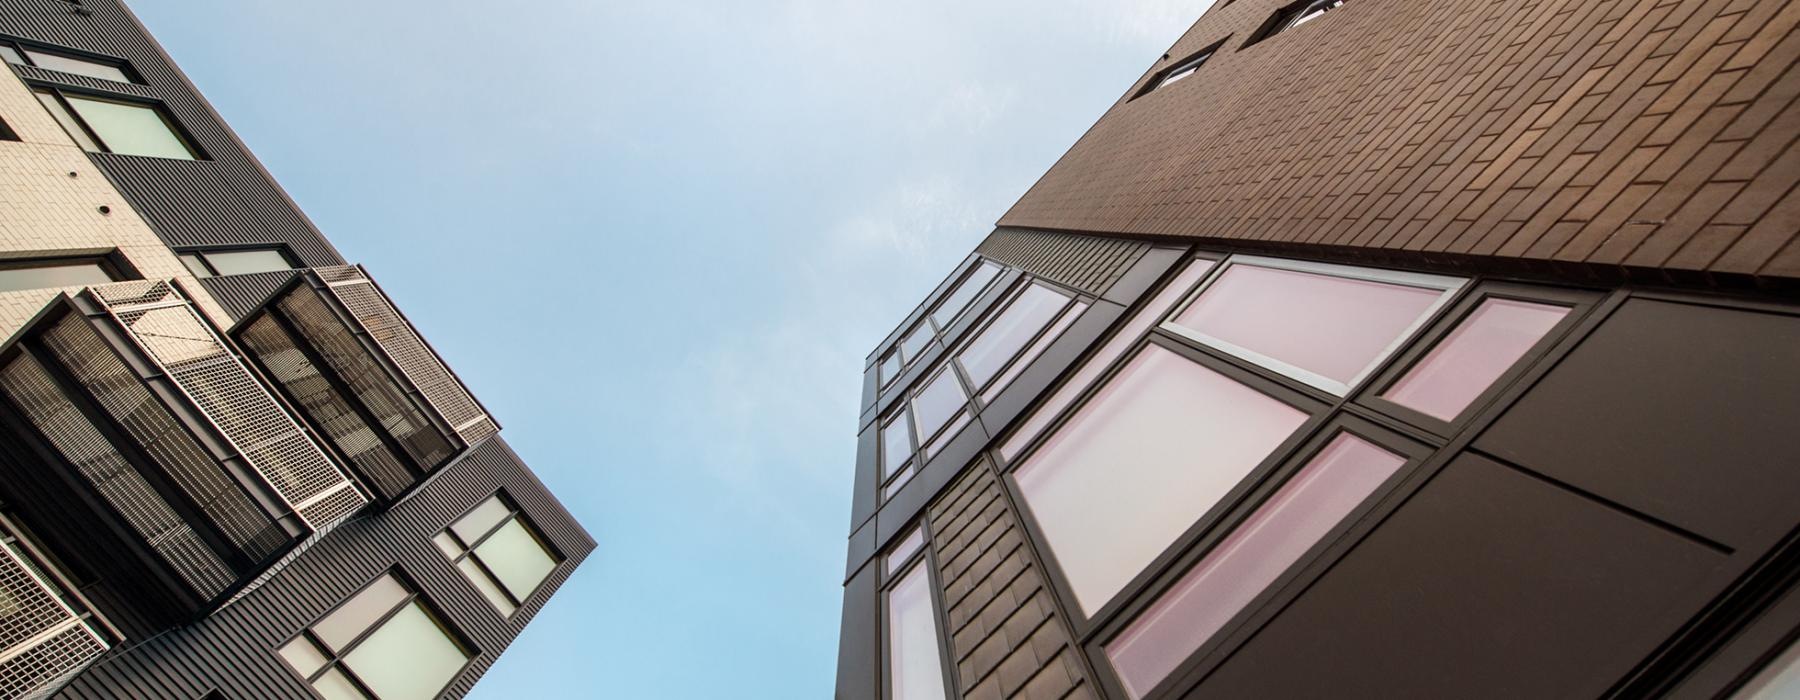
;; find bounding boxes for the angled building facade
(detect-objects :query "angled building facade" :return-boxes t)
[838,0,1800,698]
[0,1,592,698]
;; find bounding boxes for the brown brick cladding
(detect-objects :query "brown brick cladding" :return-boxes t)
[927,463,1096,700]
[977,229,1150,296]
[1000,0,1800,283]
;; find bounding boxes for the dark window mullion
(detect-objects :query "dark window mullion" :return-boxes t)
[50,90,111,153]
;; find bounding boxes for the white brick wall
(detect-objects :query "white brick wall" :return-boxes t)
[0,65,231,336]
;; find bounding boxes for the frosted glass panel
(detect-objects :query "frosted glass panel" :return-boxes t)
[0,45,23,65]
[1383,299,1569,421]
[24,50,130,82]
[930,262,1001,328]
[881,411,914,477]
[474,519,558,601]
[311,668,370,700]
[911,370,965,440]
[34,90,99,151]
[457,558,518,616]
[1014,345,1309,613]
[343,602,468,700]
[314,574,408,653]
[884,528,927,575]
[278,637,329,677]
[1734,637,1800,699]
[887,565,948,700]
[1105,434,1406,697]
[1172,263,1448,391]
[958,283,1069,389]
[878,353,902,386]
[0,263,113,293]
[203,249,293,276]
[65,95,195,159]
[450,497,510,545]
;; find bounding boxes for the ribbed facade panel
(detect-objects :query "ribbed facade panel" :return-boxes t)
[49,437,594,700]
[976,229,1150,296]
[197,271,300,323]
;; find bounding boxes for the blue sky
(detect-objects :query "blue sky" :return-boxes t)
[128,1,1214,696]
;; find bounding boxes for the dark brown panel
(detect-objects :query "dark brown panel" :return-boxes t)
[1001,0,1800,283]
[1193,453,1726,700]
[836,566,880,700]
[1478,297,1800,549]
[977,229,1149,297]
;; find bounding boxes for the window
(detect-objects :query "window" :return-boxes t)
[886,544,949,700]
[1102,432,1406,697]
[1246,0,1348,46]
[0,256,121,293]
[1379,298,1569,422]
[1165,257,1460,395]
[877,351,902,388]
[279,572,471,700]
[32,88,199,159]
[0,40,134,83]
[1733,637,1800,699]
[433,494,560,616]
[1135,42,1224,99]
[886,260,1005,373]
[178,247,298,277]
[954,281,1077,392]
[1012,343,1311,614]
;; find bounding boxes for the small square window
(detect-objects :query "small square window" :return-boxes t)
[1246,0,1348,47]
[435,494,561,616]
[279,571,472,700]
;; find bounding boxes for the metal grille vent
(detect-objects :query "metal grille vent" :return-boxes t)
[0,538,106,700]
[0,352,235,597]
[314,266,498,446]
[87,281,368,528]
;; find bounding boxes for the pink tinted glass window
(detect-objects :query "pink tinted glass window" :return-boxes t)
[888,564,948,700]
[1381,298,1569,421]
[1013,345,1309,614]
[958,284,1068,389]
[1171,264,1448,389]
[1104,434,1406,697]
[881,412,913,478]
[911,370,965,440]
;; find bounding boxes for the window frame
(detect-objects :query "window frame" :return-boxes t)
[1243,0,1349,48]
[1356,282,1600,437]
[1085,416,1429,699]
[879,258,1009,383]
[1160,255,1464,397]
[176,245,300,278]
[1001,331,1334,634]
[946,277,1084,398]
[1132,39,1230,101]
[435,491,563,617]
[0,252,133,291]
[0,39,139,84]
[878,521,957,700]
[276,569,477,700]
[30,85,203,160]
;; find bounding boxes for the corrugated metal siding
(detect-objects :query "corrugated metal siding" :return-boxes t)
[198,271,299,323]
[0,0,344,267]
[977,229,1150,297]
[50,436,594,700]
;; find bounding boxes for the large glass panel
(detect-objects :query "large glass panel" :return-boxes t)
[1014,345,1309,613]
[0,45,23,65]
[342,601,469,700]
[1104,434,1406,697]
[449,497,510,545]
[1170,262,1453,392]
[278,637,329,678]
[33,90,99,151]
[22,50,131,83]
[311,668,371,700]
[313,574,409,653]
[887,564,948,700]
[64,95,196,159]
[1734,637,1800,699]
[881,411,914,477]
[0,263,114,293]
[203,249,294,276]
[910,370,965,441]
[929,262,1001,329]
[1381,298,1569,421]
[456,559,518,616]
[980,300,1089,402]
[473,519,557,601]
[957,283,1069,389]
[1001,259,1216,461]
[898,324,932,364]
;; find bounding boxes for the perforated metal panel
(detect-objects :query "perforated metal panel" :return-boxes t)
[0,537,106,700]
[86,281,368,529]
[314,266,498,446]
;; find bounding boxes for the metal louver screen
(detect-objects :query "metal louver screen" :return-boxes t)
[0,352,235,597]
[0,539,107,700]
[87,281,368,528]
[314,266,498,446]
[39,317,287,563]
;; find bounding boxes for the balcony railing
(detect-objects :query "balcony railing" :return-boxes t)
[0,532,107,700]
[235,266,498,503]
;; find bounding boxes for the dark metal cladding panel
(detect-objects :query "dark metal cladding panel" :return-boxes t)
[49,437,595,700]
[976,229,1150,297]
[0,0,345,267]
[197,270,302,323]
